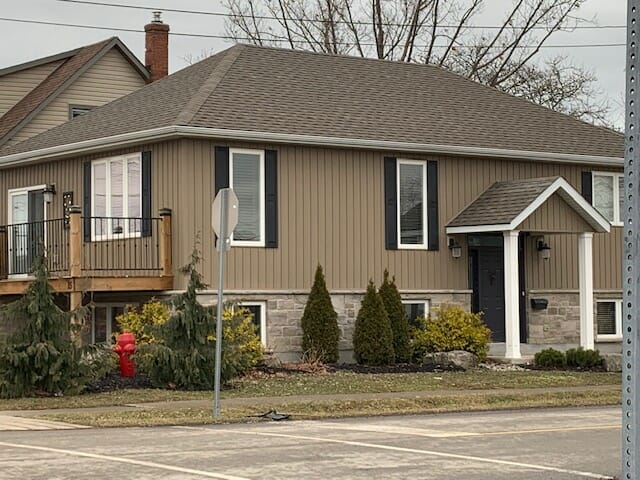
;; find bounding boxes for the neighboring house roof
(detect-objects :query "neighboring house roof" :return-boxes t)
[0,37,149,147]
[0,44,624,165]
[446,176,610,233]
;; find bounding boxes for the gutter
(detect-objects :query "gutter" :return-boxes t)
[0,125,624,167]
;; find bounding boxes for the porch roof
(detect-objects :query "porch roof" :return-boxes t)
[446,176,611,234]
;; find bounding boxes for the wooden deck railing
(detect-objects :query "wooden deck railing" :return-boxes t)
[0,207,172,287]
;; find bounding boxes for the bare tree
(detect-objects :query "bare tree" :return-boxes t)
[222,0,611,125]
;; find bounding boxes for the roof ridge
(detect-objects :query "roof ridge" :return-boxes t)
[0,37,118,146]
[175,45,245,125]
[236,44,623,137]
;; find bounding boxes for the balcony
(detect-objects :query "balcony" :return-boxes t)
[0,208,173,296]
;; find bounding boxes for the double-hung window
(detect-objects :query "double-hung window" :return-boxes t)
[92,153,142,239]
[397,159,427,248]
[593,172,624,225]
[230,149,265,246]
[596,299,622,341]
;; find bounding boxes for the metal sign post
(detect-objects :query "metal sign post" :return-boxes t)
[624,2,639,478]
[211,188,239,417]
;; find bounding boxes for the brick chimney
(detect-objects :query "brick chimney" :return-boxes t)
[144,11,169,82]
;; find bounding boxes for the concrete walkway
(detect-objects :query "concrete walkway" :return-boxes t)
[0,384,619,428]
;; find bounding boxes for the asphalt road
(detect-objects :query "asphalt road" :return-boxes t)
[0,406,621,479]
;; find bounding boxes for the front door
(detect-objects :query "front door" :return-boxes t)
[9,188,45,275]
[469,236,505,342]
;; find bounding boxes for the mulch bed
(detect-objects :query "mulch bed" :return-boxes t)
[85,371,154,393]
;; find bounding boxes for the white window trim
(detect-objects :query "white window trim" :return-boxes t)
[592,171,624,226]
[91,153,142,242]
[401,300,430,320]
[234,301,267,346]
[7,184,48,279]
[596,299,622,342]
[397,159,428,250]
[229,148,265,247]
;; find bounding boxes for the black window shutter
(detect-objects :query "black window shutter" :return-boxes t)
[581,171,593,204]
[141,151,152,237]
[265,149,278,248]
[83,161,91,242]
[427,161,439,250]
[215,146,230,194]
[384,157,398,250]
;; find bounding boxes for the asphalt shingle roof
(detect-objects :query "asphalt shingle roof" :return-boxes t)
[0,39,114,144]
[447,177,560,227]
[0,44,624,158]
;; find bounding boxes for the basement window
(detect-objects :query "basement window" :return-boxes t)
[596,300,622,341]
[402,300,430,328]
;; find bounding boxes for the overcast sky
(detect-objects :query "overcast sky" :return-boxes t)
[0,0,628,126]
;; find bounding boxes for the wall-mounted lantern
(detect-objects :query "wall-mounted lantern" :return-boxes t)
[537,238,551,261]
[448,237,462,259]
[43,184,56,204]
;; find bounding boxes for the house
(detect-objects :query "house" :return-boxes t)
[0,43,624,360]
[0,13,171,148]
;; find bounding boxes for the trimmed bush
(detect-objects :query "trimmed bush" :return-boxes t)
[412,306,491,361]
[379,270,411,363]
[217,307,264,381]
[137,246,262,389]
[534,348,567,368]
[115,299,170,344]
[566,347,602,369]
[353,281,395,365]
[0,257,112,398]
[301,265,340,363]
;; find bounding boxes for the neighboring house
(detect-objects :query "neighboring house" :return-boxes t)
[0,13,171,149]
[0,44,624,361]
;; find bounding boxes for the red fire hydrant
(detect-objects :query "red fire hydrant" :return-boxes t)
[113,332,136,377]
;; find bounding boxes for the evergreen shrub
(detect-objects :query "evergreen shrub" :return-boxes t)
[565,347,602,369]
[115,299,169,344]
[534,348,567,368]
[379,270,411,363]
[412,306,491,361]
[0,257,113,398]
[353,281,395,365]
[301,265,340,363]
[137,246,262,389]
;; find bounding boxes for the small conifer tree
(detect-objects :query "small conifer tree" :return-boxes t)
[353,281,395,365]
[137,246,217,389]
[379,270,411,363]
[301,264,340,363]
[0,257,95,398]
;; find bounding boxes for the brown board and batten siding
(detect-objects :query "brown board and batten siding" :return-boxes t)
[0,137,623,293]
[0,60,64,117]
[6,50,147,147]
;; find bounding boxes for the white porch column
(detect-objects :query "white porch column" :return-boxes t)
[578,232,595,350]
[503,230,521,359]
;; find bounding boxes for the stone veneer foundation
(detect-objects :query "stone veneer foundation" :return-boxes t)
[525,290,622,354]
[198,291,471,362]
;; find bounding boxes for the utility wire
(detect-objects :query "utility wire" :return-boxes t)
[56,0,626,30]
[0,17,626,49]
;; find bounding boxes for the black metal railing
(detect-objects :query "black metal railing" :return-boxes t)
[81,216,162,275]
[0,219,69,278]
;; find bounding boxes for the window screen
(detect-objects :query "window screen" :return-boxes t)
[399,163,424,245]
[596,301,617,336]
[232,152,262,242]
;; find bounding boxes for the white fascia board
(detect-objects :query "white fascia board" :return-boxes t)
[446,224,511,234]
[0,125,624,168]
[510,177,610,233]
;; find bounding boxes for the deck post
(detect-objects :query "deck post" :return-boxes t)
[159,208,172,277]
[69,206,82,278]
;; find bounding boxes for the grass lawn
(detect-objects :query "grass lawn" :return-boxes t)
[0,369,621,411]
[37,389,621,428]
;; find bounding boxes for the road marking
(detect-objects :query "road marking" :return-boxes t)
[196,427,613,479]
[313,422,620,438]
[0,415,89,431]
[313,423,476,438]
[0,441,250,480]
